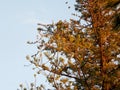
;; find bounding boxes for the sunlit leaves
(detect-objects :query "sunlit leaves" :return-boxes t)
[21,0,120,90]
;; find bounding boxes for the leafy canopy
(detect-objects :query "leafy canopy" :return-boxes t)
[19,0,120,90]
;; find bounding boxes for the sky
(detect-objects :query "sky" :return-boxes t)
[0,0,75,90]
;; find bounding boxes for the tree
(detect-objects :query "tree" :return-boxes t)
[20,0,120,90]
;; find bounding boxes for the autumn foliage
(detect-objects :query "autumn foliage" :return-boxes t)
[20,0,120,90]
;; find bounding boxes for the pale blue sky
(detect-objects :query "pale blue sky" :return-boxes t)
[0,0,75,90]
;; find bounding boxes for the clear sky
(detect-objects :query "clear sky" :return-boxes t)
[0,0,75,90]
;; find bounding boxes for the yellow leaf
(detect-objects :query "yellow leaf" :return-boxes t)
[61,78,68,83]
[69,35,75,42]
